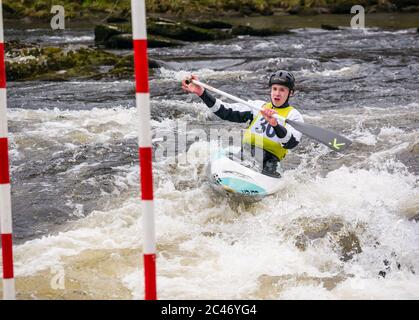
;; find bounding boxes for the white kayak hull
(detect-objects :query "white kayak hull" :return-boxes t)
[208,150,284,198]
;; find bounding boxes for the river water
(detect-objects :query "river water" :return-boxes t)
[1,19,419,299]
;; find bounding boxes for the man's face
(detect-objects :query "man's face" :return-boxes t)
[270,84,291,107]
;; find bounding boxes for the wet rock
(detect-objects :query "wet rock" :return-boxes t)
[5,46,123,81]
[147,20,232,42]
[106,33,133,49]
[14,249,138,299]
[5,40,30,51]
[401,5,419,12]
[400,196,419,221]
[98,30,184,49]
[321,24,341,31]
[396,142,419,174]
[186,20,233,29]
[95,20,232,48]
[378,270,387,278]
[95,17,299,50]
[291,217,362,262]
[231,25,291,37]
[378,254,403,278]
[148,35,185,48]
[94,24,125,45]
[338,232,362,261]
[106,55,158,79]
[255,273,348,298]
[148,58,162,69]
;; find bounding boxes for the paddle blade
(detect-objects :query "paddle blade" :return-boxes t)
[286,119,352,152]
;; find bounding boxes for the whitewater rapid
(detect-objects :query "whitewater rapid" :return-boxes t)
[1,26,418,299]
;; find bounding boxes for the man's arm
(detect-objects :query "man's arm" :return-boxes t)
[200,89,255,123]
[273,109,304,149]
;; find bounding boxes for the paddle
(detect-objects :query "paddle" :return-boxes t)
[185,78,352,152]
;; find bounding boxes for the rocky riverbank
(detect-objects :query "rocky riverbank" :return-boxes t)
[5,16,294,81]
[94,17,292,49]
[4,0,419,81]
[5,40,169,81]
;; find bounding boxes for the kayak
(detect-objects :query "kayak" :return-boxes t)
[207,149,284,199]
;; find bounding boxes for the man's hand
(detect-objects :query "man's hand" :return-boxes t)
[182,74,204,96]
[261,108,278,126]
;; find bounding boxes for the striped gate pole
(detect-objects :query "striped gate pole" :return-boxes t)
[0,1,16,300]
[131,0,156,300]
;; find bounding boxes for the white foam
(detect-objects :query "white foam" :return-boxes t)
[12,138,419,298]
[299,65,360,78]
[159,67,252,82]
[333,275,419,300]
[253,42,272,50]
[279,285,337,300]
[6,55,37,63]
[291,43,304,49]
[8,106,139,150]
[40,35,94,43]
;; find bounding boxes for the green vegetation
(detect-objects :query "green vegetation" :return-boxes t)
[6,45,134,81]
[3,0,418,19]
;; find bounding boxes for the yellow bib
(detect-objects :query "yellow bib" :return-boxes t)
[242,103,294,160]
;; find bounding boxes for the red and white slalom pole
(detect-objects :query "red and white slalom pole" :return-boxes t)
[131,0,156,300]
[0,1,15,300]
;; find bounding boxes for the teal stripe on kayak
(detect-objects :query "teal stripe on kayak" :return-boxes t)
[220,177,266,195]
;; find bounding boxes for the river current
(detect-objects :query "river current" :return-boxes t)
[1,20,418,299]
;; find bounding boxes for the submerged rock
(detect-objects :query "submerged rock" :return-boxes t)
[95,23,188,49]
[231,25,291,37]
[147,20,232,42]
[5,40,29,51]
[321,24,341,31]
[186,20,233,29]
[94,24,125,45]
[148,35,184,48]
[290,216,363,262]
[106,33,133,49]
[254,273,349,298]
[94,17,297,49]
[396,142,419,174]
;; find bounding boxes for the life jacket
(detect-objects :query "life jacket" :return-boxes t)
[242,102,294,161]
